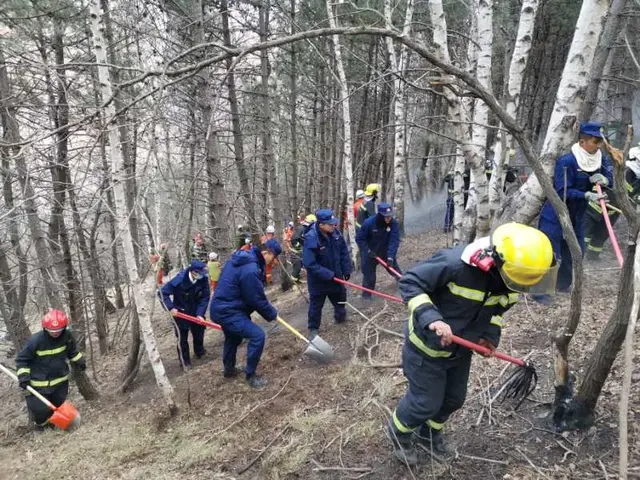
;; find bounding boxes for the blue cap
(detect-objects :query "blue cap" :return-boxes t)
[377,202,393,217]
[263,238,282,256]
[315,209,339,225]
[579,122,605,139]
[189,259,208,275]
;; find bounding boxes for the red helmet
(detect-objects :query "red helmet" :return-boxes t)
[42,310,69,332]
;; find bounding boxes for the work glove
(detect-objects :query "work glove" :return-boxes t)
[589,173,609,186]
[367,250,377,259]
[343,274,350,281]
[18,378,29,390]
[76,358,87,371]
[585,191,607,202]
[386,257,395,265]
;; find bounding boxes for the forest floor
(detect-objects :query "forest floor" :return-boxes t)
[1,227,639,480]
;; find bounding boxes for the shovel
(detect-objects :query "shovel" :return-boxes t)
[276,316,333,363]
[0,362,80,430]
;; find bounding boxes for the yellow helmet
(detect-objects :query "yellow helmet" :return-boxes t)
[364,183,381,196]
[492,223,557,293]
[304,214,317,223]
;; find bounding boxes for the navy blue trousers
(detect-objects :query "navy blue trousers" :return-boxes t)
[220,316,266,378]
[26,382,69,426]
[538,216,585,291]
[173,317,206,366]
[308,287,347,330]
[391,344,471,439]
[444,196,454,232]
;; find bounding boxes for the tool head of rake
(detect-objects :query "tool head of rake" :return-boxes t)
[497,363,538,410]
[304,335,334,363]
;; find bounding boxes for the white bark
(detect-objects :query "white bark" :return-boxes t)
[326,0,357,262]
[466,0,493,238]
[429,0,471,242]
[489,0,538,215]
[619,231,640,480]
[384,0,414,232]
[89,0,176,411]
[502,0,609,223]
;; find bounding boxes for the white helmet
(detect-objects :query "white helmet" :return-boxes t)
[208,252,218,261]
[237,224,244,231]
[266,225,275,234]
[288,221,294,227]
[629,146,640,161]
[356,189,365,199]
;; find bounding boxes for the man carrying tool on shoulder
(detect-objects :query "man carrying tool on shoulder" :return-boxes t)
[210,238,282,389]
[160,259,211,369]
[356,202,401,301]
[387,223,557,465]
[16,310,85,430]
[303,209,351,340]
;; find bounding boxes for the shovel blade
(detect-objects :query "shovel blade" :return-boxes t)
[304,335,333,363]
[49,401,80,430]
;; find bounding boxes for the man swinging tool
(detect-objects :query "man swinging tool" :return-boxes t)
[160,259,211,369]
[303,209,352,340]
[15,310,85,430]
[584,144,640,260]
[387,223,557,465]
[210,238,282,389]
[356,202,401,300]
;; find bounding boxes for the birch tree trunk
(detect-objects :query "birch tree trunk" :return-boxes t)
[89,0,176,411]
[465,0,493,239]
[500,0,609,224]
[489,0,538,216]
[581,0,627,121]
[326,0,357,263]
[384,0,414,234]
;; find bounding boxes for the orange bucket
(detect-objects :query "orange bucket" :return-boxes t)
[48,401,80,430]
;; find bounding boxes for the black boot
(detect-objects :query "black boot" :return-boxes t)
[308,329,319,340]
[385,423,418,465]
[246,375,268,389]
[223,366,244,378]
[415,426,456,460]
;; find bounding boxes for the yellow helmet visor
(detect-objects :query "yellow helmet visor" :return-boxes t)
[499,259,559,294]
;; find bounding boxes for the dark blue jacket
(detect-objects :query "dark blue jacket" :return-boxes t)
[210,247,277,323]
[356,214,400,260]
[540,152,613,231]
[160,268,210,317]
[399,246,517,359]
[303,223,352,294]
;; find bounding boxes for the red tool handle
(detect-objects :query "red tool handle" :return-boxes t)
[375,256,403,279]
[451,335,525,367]
[174,311,222,331]
[333,277,403,303]
[596,184,624,267]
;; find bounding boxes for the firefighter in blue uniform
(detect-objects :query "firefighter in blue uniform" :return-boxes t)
[16,310,85,429]
[387,223,556,464]
[584,145,640,260]
[356,202,401,299]
[534,122,613,303]
[160,259,211,369]
[210,238,282,389]
[303,209,352,339]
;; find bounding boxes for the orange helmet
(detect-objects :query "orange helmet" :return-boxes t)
[42,310,69,333]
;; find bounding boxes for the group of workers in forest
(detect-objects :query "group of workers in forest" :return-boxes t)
[13,122,637,466]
